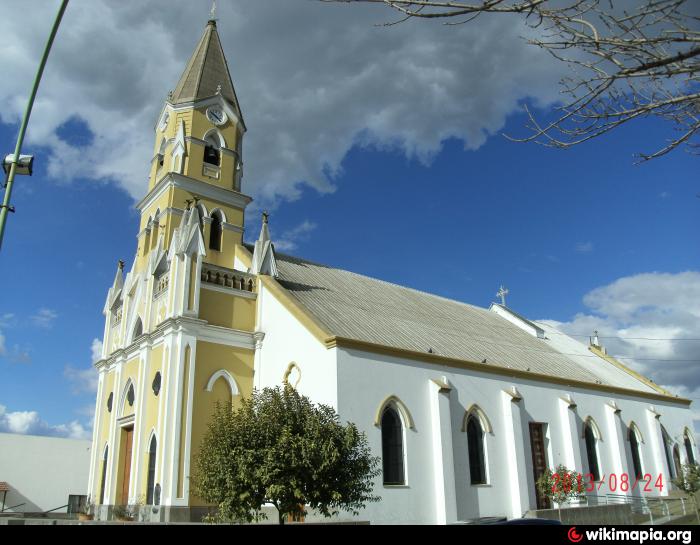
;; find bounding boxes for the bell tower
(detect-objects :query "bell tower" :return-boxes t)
[89,15,260,519]
[135,17,250,273]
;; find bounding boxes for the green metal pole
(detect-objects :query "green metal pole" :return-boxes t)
[0,0,69,251]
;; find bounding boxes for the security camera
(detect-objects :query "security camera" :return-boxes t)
[3,154,34,176]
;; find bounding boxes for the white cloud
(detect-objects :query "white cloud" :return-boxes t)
[30,308,58,329]
[0,0,563,206]
[274,220,317,252]
[0,404,90,440]
[91,338,103,363]
[575,241,594,254]
[64,365,98,395]
[539,271,700,427]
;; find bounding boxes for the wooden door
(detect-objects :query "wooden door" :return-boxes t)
[529,422,550,509]
[120,427,134,504]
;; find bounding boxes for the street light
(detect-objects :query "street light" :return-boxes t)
[2,154,34,177]
[0,0,69,251]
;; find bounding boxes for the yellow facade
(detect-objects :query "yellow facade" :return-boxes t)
[90,20,259,518]
[188,341,255,506]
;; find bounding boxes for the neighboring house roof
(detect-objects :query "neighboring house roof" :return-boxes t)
[270,250,665,397]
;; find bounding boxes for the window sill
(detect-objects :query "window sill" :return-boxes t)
[470,483,492,488]
[383,484,410,489]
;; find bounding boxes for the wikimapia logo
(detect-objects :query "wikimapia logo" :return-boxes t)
[567,527,693,544]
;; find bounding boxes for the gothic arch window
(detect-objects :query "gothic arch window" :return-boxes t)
[146,434,157,505]
[685,430,696,465]
[466,414,487,485]
[157,138,167,169]
[629,422,644,479]
[673,445,683,478]
[584,418,601,481]
[209,209,223,251]
[662,426,676,479]
[152,371,162,396]
[205,369,240,396]
[203,131,223,167]
[99,444,108,504]
[143,217,152,256]
[381,405,405,486]
[119,379,136,417]
[132,317,143,343]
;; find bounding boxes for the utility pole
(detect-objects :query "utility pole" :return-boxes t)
[0,0,70,251]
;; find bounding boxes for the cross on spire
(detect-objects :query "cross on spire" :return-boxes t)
[209,0,217,21]
[496,285,509,306]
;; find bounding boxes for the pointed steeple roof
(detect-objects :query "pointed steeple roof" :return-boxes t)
[251,212,278,277]
[171,20,243,119]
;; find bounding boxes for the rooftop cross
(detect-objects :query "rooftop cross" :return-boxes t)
[496,285,509,306]
[262,211,269,224]
[210,1,217,22]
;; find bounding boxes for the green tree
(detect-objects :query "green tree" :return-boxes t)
[536,464,586,521]
[193,385,380,525]
[672,463,700,523]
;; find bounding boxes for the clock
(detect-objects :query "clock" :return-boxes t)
[206,106,227,126]
[159,111,170,132]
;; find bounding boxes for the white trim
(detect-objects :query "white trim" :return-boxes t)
[205,369,240,395]
[201,282,257,299]
[203,128,226,149]
[117,414,135,427]
[181,340,197,502]
[136,172,252,214]
[119,378,136,418]
[209,207,227,224]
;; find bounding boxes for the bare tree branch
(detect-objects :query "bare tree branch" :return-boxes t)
[321,0,700,161]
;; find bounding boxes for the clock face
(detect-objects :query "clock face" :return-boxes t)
[207,106,227,126]
[159,111,170,132]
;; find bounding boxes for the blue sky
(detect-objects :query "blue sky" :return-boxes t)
[0,0,698,436]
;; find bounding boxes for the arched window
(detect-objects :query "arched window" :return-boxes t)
[99,445,108,504]
[662,426,676,479]
[203,133,221,166]
[629,424,644,479]
[467,414,487,485]
[146,435,157,505]
[157,138,166,169]
[673,445,683,478]
[685,431,696,465]
[132,317,143,342]
[381,406,405,485]
[584,420,601,481]
[209,210,223,251]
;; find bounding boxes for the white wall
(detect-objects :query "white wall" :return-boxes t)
[336,347,696,524]
[0,432,91,513]
[256,282,338,408]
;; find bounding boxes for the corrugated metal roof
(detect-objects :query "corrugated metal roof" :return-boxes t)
[273,251,656,394]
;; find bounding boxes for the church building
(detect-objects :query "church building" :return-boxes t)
[88,16,696,524]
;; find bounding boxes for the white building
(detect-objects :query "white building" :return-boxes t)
[0,432,91,514]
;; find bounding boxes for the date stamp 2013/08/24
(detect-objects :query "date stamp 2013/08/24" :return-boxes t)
[552,472,665,494]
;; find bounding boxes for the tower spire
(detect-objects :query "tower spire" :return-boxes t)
[169,15,243,128]
[251,211,277,277]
